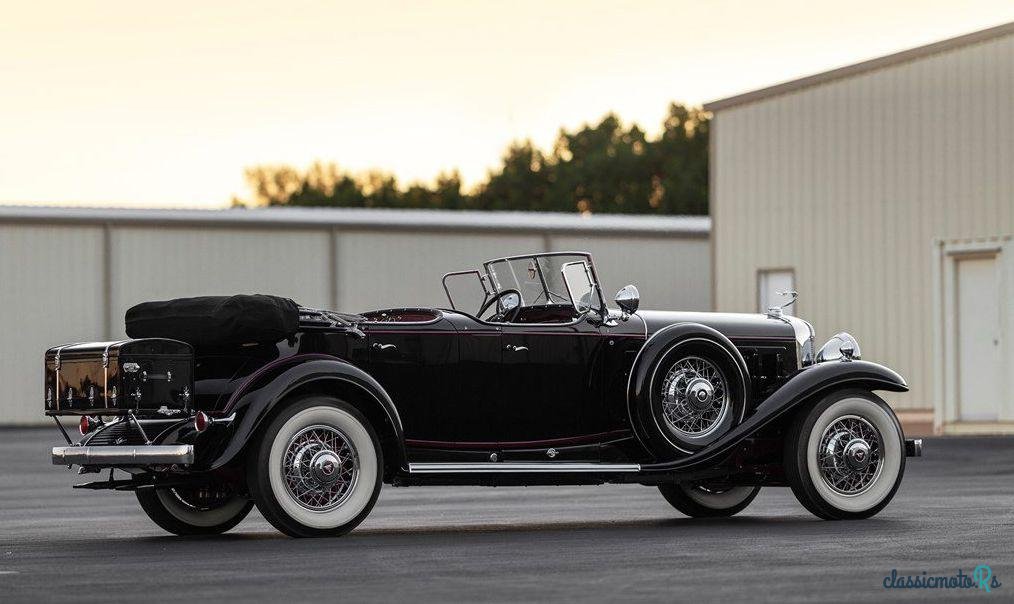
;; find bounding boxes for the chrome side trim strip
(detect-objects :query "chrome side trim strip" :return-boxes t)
[408,462,641,474]
[52,445,194,466]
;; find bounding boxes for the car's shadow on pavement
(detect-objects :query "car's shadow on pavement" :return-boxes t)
[121,513,915,547]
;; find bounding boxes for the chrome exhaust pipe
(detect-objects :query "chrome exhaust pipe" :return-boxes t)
[52,445,194,466]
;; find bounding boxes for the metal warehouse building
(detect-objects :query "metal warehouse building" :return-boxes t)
[0,205,709,425]
[706,22,1014,434]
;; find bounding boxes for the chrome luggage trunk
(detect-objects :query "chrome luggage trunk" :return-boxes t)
[44,339,194,417]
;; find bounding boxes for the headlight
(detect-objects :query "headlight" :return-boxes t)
[816,332,861,363]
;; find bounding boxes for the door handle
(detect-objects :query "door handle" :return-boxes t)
[372,343,397,351]
[141,371,172,382]
[505,344,528,352]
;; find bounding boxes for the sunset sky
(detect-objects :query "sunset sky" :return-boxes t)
[2,1,1013,208]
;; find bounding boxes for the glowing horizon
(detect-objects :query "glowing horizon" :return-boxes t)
[1,1,1012,209]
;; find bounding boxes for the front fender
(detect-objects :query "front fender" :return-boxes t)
[206,356,406,472]
[639,360,907,474]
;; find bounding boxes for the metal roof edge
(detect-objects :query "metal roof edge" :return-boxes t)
[704,20,1014,112]
[0,205,710,237]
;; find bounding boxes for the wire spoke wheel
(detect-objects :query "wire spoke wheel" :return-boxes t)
[168,485,238,512]
[785,391,905,520]
[137,483,252,536]
[660,356,730,438]
[281,424,360,512]
[816,414,884,496]
[253,399,383,537]
[658,480,760,518]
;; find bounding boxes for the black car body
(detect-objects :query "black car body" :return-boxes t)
[46,252,921,537]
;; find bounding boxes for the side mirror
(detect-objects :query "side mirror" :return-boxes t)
[615,285,639,320]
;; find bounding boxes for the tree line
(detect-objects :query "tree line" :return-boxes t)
[233,103,709,215]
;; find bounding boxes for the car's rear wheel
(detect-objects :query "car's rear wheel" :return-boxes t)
[135,485,252,536]
[248,396,382,538]
[784,389,905,520]
[658,482,760,517]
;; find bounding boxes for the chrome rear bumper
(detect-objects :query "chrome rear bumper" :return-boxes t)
[52,444,194,466]
[905,438,923,457]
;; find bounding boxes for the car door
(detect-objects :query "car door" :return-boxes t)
[365,318,459,442]
[367,314,499,445]
[498,319,603,446]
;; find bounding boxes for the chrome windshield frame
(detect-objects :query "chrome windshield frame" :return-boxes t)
[481,251,607,314]
[441,269,492,312]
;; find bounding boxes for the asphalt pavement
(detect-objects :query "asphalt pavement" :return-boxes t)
[0,428,1011,603]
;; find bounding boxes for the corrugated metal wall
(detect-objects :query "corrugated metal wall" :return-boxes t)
[0,225,106,426]
[551,235,711,311]
[0,211,709,425]
[336,231,545,310]
[711,30,1014,413]
[110,227,334,337]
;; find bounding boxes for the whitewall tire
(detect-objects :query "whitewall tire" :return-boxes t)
[248,396,382,538]
[785,389,905,520]
[136,486,252,535]
[658,482,760,517]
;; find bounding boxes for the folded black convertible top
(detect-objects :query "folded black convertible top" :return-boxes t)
[125,294,301,346]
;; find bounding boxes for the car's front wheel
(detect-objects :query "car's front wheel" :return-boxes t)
[658,482,760,517]
[784,389,905,520]
[135,485,252,536]
[248,396,382,538]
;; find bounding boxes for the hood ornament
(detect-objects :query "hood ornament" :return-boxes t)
[766,290,798,318]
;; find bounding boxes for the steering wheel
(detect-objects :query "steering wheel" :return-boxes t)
[478,289,522,323]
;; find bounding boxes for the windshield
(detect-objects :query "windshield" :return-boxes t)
[483,252,604,312]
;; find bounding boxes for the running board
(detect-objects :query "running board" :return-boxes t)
[408,462,641,474]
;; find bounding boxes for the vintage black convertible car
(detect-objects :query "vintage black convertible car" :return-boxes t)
[45,251,921,537]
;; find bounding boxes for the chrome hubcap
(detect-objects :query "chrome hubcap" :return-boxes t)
[843,439,872,471]
[686,377,715,409]
[282,425,359,511]
[661,356,729,437]
[818,415,883,495]
[310,450,342,485]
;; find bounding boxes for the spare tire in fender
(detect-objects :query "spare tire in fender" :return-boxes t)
[628,324,749,458]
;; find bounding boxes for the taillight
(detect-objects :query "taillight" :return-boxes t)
[194,411,211,433]
[79,416,96,435]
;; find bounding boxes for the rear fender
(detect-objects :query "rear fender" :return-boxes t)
[206,356,406,473]
[639,360,908,474]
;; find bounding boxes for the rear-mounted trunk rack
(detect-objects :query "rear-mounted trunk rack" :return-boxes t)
[53,410,158,446]
[52,413,196,468]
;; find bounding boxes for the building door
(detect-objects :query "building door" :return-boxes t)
[955,255,1002,421]
[758,269,795,315]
